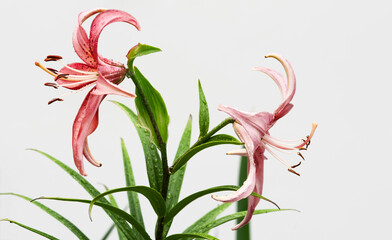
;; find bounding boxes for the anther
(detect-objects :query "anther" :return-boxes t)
[45,55,63,62]
[44,82,59,89]
[48,98,63,105]
[291,162,302,168]
[54,74,69,81]
[297,152,305,161]
[47,68,58,74]
[288,168,300,176]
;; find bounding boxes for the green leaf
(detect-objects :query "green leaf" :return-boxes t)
[100,185,127,240]
[127,43,161,62]
[164,185,279,224]
[237,155,250,240]
[134,67,170,147]
[121,139,144,228]
[35,197,152,240]
[193,209,296,234]
[0,218,60,240]
[165,233,219,240]
[28,149,136,240]
[171,134,242,173]
[89,186,166,218]
[184,203,232,234]
[112,102,162,192]
[198,80,209,137]
[0,193,88,240]
[163,115,193,237]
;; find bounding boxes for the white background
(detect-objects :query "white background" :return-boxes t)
[1,0,391,239]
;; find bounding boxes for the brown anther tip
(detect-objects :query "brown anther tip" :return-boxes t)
[291,162,302,168]
[45,55,63,62]
[297,152,305,161]
[299,147,307,151]
[44,83,59,89]
[98,163,102,167]
[48,98,63,105]
[288,168,300,176]
[47,68,59,74]
[54,73,69,81]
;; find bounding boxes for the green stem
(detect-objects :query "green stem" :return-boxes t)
[170,117,235,170]
[127,63,170,240]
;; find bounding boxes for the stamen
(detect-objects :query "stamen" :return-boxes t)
[58,80,96,88]
[47,68,58,74]
[291,162,301,168]
[44,82,59,89]
[54,74,69,81]
[288,168,300,176]
[45,55,63,62]
[48,98,63,105]
[35,62,57,77]
[296,122,318,149]
[297,152,305,161]
[262,142,292,169]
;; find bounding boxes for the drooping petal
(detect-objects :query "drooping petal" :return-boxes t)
[92,75,136,98]
[72,9,106,67]
[89,9,141,61]
[57,63,97,90]
[72,90,105,176]
[212,123,257,202]
[232,147,265,230]
[265,54,296,119]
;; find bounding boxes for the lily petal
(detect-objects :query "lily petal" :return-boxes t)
[58,63,97,90]
[72,90,105,176]
[265,54,296,119]
[72,9,105,67]
[93,75,136,98]
[212,123,257,202]
[253,66,287,99]
[89,9,141,61]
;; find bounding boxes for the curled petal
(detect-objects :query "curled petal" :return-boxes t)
[253,67,287,99]
[72,9,105,66]
[93,75,136,98]
[89,9,141,61]
[72,90,105,176]
[265,54,296,118]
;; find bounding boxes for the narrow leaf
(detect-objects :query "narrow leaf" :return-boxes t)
[0,219,60,240]
[164,185,278,224]
[194,209,296,233]
[36,197,152,240]
[0,193,88,240]
[198,80,209,137]
[134,67,170,146]
[171,134,242,173]
[165,233,219,240]
[89,186,166,218]
[101,185,127,240]
[121,139,144,227]
[237,155,250,240]
[112,101,162,192]
[28,149,136,240]
[163,115,193,237]
[101,224,115,240]
[184,203,232,234]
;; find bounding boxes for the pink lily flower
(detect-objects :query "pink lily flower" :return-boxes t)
[36,9,140,176]
[212,54,317,229]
